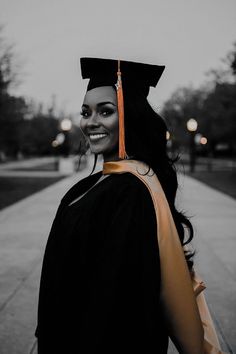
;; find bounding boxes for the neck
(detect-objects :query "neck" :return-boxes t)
[102,153,120,163]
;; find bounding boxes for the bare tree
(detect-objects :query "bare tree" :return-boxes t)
[0,25,22,96]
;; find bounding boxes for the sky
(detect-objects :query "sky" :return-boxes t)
[1,0,236,118]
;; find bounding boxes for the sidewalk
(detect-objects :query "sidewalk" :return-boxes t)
[0,159,95,354]
[0,156,78,177]
[177,174,236,353]
[0,161,235,353]
[0,157,57,171]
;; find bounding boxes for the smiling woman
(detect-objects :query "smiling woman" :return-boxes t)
[80,86,119,162]
[35,57,223,354]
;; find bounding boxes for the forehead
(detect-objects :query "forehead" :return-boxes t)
[83,86,117,106]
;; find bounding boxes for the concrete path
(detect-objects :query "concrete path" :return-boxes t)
[177,174,236,353]
[0,156,78,177]
[0,159,94,354]
[0,157,57,171]
[0,160,235,353]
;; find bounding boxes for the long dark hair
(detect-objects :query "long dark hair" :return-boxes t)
[123,86,194,269]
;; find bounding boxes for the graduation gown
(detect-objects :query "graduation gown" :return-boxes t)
[35,169,169,353]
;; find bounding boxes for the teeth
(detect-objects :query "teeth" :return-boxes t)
[89,134,107,140]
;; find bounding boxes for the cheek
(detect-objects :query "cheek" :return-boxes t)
[113,123,119,142]
[108,116,119,138]
[80,118,86,133]
[114,121,119,142]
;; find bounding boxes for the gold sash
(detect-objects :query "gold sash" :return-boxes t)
[103,159,225,354]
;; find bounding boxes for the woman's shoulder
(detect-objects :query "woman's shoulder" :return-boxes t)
[61,170,102,204]
[105,171,154,205]
[104,172,157,231]
[111,172,147,189]
[60,169,154,207]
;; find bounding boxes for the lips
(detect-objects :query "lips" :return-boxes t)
[89,133,108,141]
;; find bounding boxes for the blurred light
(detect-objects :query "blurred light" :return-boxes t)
[56,133,65,144]
[60,118,72,131]
[186,118,198,132]
[166,131,171,140]
[194,133,202,144]
[52,140,59,147]
[200,137,207,145]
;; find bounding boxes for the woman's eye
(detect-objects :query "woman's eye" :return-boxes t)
[80,108,114,118]
[80,111,90,118]
[100,109,114,116]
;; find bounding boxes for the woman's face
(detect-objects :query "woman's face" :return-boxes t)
[80,86,119,162]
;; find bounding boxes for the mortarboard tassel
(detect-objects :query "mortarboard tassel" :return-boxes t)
[116,60,128,159]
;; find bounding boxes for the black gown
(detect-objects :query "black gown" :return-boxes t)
[35,171,169,353]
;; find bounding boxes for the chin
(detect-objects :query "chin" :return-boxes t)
[91,146,118,158]
[90,143,115,155]
[90,146,106,155]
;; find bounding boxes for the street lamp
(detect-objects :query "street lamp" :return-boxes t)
[51,132,66,170]
[60,118,72,132]
[166,130,173,156]
[60,118,72,157]
[187,118,198,132]
[199,136,211,171]
[200,136,207,145]
[186,118,198,172]
[166,131,171,140]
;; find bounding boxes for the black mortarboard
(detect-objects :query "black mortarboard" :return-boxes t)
[80,57,165,159]
[80,57,165,97]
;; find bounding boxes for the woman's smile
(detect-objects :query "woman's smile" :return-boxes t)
[89,132,108,142]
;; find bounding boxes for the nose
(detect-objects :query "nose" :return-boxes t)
[86,112,100,128]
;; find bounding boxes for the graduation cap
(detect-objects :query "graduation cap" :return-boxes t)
[80,57,165,159]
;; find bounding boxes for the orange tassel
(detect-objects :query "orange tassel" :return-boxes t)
[116,60,127,159]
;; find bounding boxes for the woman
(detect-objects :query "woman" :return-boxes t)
[36,58,220,353]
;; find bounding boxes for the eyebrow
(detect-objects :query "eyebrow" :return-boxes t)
[82,101,116,108]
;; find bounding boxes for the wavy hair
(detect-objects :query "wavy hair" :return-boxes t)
[123,86,194,269]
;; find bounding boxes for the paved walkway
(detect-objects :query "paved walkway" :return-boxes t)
[0,156,80,177]
[0,159,235,353]
[177,174,236,353]
[0,157,57,171]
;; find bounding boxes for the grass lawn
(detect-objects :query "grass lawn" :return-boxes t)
[0,176,65,210]
[186,170,236,199]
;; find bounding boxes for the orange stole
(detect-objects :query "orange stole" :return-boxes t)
[103,159,225,354]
